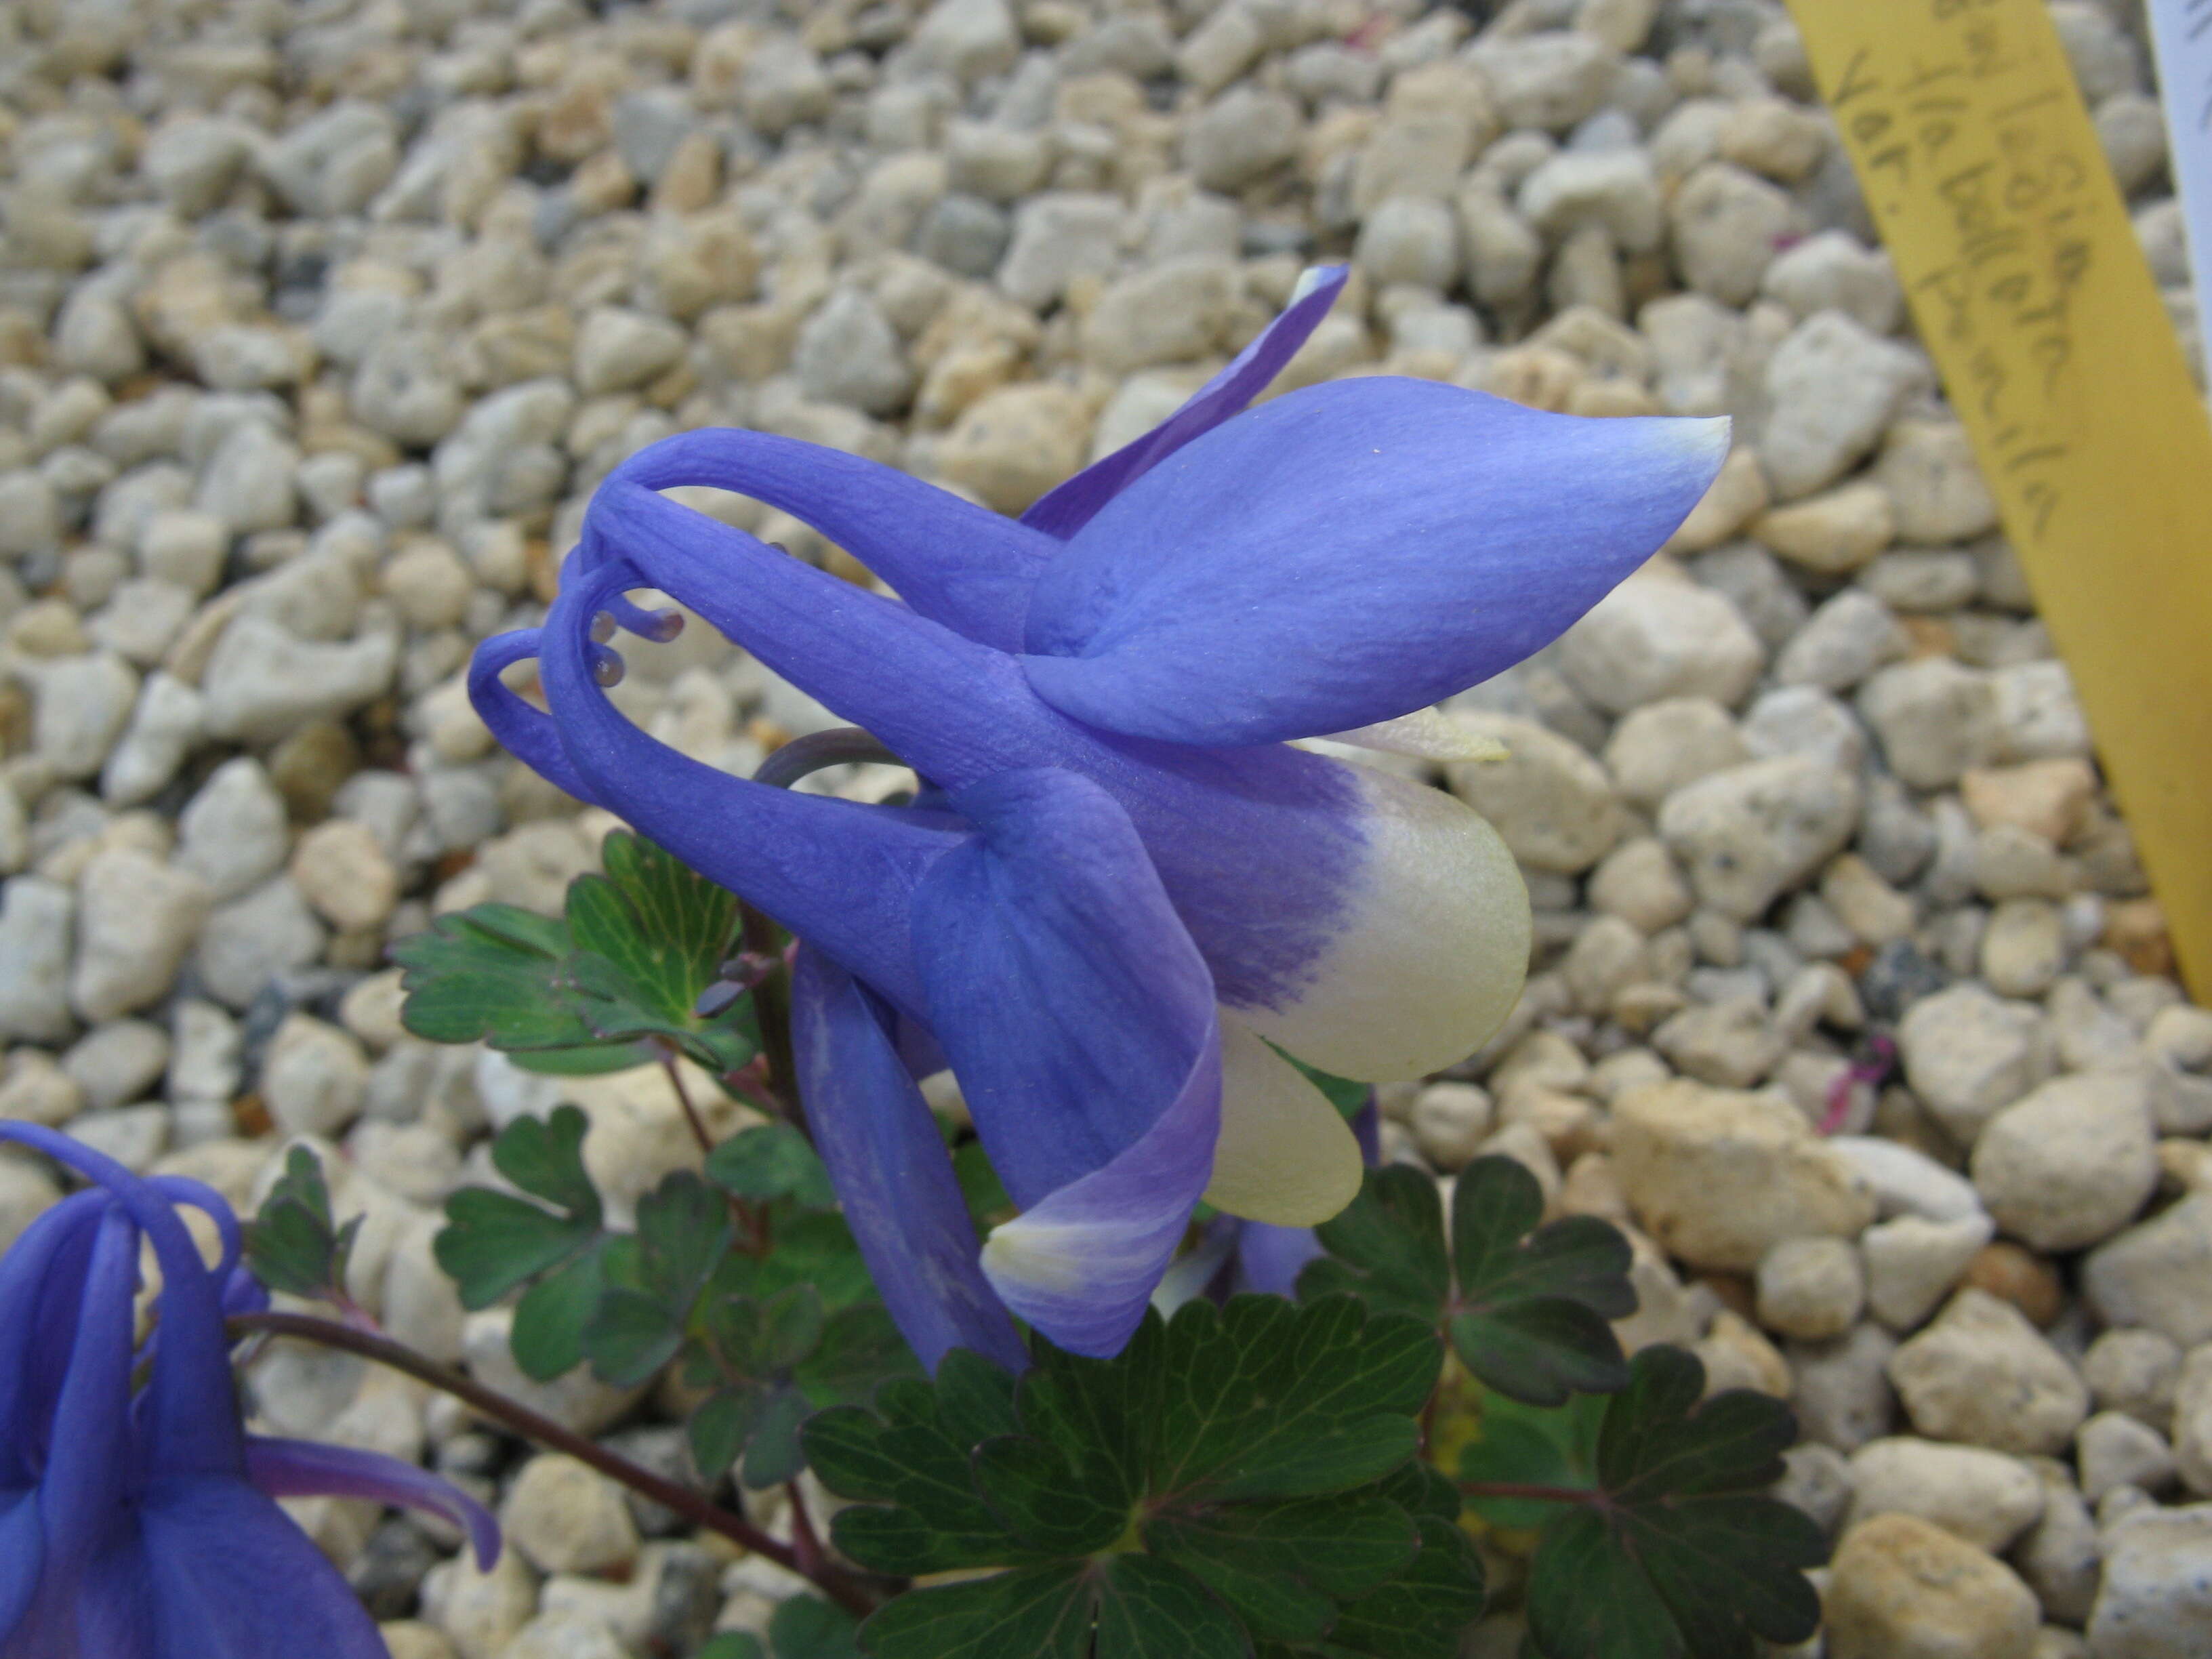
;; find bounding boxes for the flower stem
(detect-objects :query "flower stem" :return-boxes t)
[737,900,798,1121]
[787,1480,826,1579]
[228,1309,878,1618]
[657,1046,716,1156]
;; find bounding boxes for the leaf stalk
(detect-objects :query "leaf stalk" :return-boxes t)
[228,1309,878,1618]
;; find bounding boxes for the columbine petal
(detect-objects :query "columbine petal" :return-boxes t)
[910,769,1216,1205]
[0,1499,40,1641]
[530,555,963,1017]
[1149,1216,1240,1317]
[134,1477,390,1658]
[243,1438,499,1570]
[468,629,605,809]
[1020,380,1730,746]
[602,428,1059,651]
[0,1125,241,1479]
[576,480,1035,786]
[37,1209,138,1563]
[1227,758,1530,1082]
[1232,1224,1325,1299]
[977,1031,1218,1358]
[790,947,1028,1375]
[1019,266,1349,540]
[1205,1017,1361,1225]
[910,769,1221,1355]
[0,1192,106,1490]
[144,1178,243,1282]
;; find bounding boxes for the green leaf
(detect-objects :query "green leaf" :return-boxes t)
[390,904,647,1073]
[726,1210,876,1311]
[1094,1555,1246,1659]
[1449,1158,1633,1406]
[434,1107,604,1311]
[697,1599,860,1659]
[1511,1347,1827,1659]
[691,1384,773,1482]
[740,1382,815,1488]
[558,831,758,1074]
[583,1283,687,1387]
[575,831,744,1019]
[1305,1162,1636,1408]
[243,1145,361,1301]
[972,1435,1126,1556]
[1148,1495,1417,1643]
[813,1297,1462,1657]
[805,1377,1054,1576]
[769,1596,863,1659]
[510,1245,611,1380]
[1456,1387,1606,1531]
[1148,1295,1436,1502]
[584,1172,732,1387]
[1375,1460,1462,1523]
[392,832,758,1076]
[1300,1165,1450,1321]
[707,1124,835,1208]
[798,1304,916,1403]
[492,1103,603,1223]
[697,1299,917,1491]
[1311,1517,1488,1659]
[857,1564,1092,1659]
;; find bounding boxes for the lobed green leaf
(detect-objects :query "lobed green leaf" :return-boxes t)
[707,1124,836,1209]
[243,1145,361,1301]
[1305,1160,1635,1408]
[809,1298,1465,1657]
[390,904,647,1073]
[1492,1348,1827,1659]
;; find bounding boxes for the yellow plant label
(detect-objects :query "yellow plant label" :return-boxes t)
[1790,0,2212,996]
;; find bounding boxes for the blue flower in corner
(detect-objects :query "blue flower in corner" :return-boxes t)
[0,1124,498,1658]
[472,269,1726,1370]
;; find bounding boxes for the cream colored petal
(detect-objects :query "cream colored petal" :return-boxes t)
[1233,760,1530,1082]
[1202,1015,1364,1226]
[1313,707,1511,764]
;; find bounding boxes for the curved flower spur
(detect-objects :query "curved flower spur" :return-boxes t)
[0,1124,497,1658]
[471,269,1727,1370]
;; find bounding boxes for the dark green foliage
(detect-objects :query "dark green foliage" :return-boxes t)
[388,904,642,1073]
[242,1145,361,1300]
[697,1596,863,1659]
[586,1171,733,1385]
[804,1296,1481,1659]
[1303,1160,1635,1406]
[390,831,757,1077]
[434,1105,610,1379]
[556,832,760,1074]
[1462,1347,1828,1659]
[395,823,1826,1659]
[434,1104,907,1488]
[708,1123,837,1208]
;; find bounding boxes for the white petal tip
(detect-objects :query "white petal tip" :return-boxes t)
[1290,264,1343,305]
[1682,415,1733,461]
[1317,708,1512,764]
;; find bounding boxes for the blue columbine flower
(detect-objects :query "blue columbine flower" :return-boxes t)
[0,1124,498,1657]
[470,268,1725,1369]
